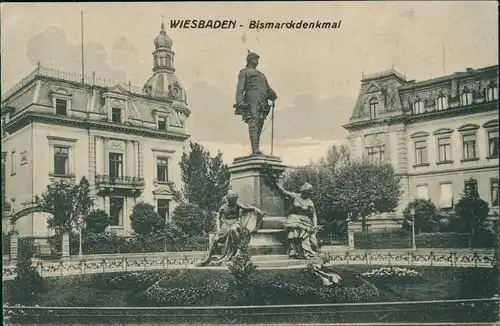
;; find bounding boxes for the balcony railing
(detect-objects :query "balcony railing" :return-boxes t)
[94,175,145,189]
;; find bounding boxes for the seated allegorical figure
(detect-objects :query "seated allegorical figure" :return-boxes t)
[197,190,265,267]
[275,181,322,260]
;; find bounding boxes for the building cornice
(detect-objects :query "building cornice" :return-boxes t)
[4,111,191,142]
[343,101,498,132]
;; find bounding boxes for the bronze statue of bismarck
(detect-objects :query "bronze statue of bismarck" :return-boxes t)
[234,51,277,155]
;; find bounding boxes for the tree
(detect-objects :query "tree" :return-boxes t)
[85,209,110,233]
[180,141,230,212]
[129,202,165,235]
[171,202,216,236]
[336,159,401,228]
[36,176,93,234]
[455,188,489,246]
[402,199,440,234]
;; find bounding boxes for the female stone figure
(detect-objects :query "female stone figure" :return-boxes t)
[275,182,321,259]
[197,190,265,267]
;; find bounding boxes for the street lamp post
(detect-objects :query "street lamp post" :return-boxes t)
[410,207,416,250]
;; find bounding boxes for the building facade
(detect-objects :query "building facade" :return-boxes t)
[1,23,190,236]
[343,65,498,215]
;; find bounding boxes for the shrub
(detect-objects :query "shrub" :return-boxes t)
[7,244,45,305]
[228,230,256,286]
[171,203,216,237]
[85,209,110,233]
[129,202,165,235]
[402,199,440,234]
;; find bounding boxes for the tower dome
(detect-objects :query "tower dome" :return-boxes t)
[142,20,187,104]
[154,21,172,49]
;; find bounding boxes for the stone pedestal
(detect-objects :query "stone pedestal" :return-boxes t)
[230,155,287,216]
[61,232,70,261]
[230,155,288,254]
[10,233,18,263]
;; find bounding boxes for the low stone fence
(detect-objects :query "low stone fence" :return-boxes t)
[4,298,499,324]
[2,248,495,281]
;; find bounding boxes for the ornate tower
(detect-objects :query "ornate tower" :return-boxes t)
[143,20,187,103]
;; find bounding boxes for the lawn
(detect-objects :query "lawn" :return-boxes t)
[3,265,497,307]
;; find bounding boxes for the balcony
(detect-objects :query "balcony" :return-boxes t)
[94,175,145,194]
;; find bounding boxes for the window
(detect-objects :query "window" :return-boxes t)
[109,198,124,226]
[158,116,167,130]
[436,96,448,111]
[1,117,6,136]
[486,86,498,102]
[54,146,69,175]
[488,130,499,158]
[437,137,452,162]
[462,134,477,160]
[414,141,428,165]
[55,99,68,115]
[10,151,15,175]
[156,157,168,183]
[413,100,424,114]
[366,145,385,161]
[166,56,172,67]
[491,179,499,207]
[439,183,453,208]
[464,179,478,195]
[416,185,429,200]
[109,153,123,177]
[460,91,473,106]
[111,108,122,123]
[369,99,378,119]
[157,199,170,222]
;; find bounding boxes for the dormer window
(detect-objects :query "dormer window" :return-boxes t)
[111,108,122,123]
[55,99,68,116]
[369,99,378,119]
[413,100,424,114]
[158,116,167,130]
[50,88,72,116]
[460,89,473,106]
[436,95,448,111]
[486,85,498,102]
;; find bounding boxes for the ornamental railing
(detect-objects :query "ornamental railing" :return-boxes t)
[2,248,495,280]
[94,175,145,189]
[1,65,167,102]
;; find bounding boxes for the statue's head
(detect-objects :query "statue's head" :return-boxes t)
[225,190,239,205]
[246,50,259,68]
[299,182,313,198]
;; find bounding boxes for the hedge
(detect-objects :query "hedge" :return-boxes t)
[354,230,496,249]
[48,232,209,255]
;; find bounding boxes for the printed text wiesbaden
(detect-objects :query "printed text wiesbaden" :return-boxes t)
[170,20,342,30]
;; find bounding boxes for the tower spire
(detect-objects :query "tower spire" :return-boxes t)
[161,13,165,32]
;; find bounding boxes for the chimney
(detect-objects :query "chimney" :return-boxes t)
[466,68,474,73]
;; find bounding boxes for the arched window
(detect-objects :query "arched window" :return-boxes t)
[486,85,498,102]
[436,95,448,111]
[460,89,473,106]
[369,99,378,119]
[166,55,172,67]
[413,100,424,114]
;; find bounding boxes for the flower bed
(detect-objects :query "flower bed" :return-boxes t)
[132,268,380,306]
[361,267,422,284]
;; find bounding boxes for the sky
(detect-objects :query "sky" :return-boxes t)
[1,2,498,165]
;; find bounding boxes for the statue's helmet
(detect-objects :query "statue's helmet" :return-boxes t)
[246,51,260,63]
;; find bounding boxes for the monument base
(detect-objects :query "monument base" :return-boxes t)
[230,155,288,254]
